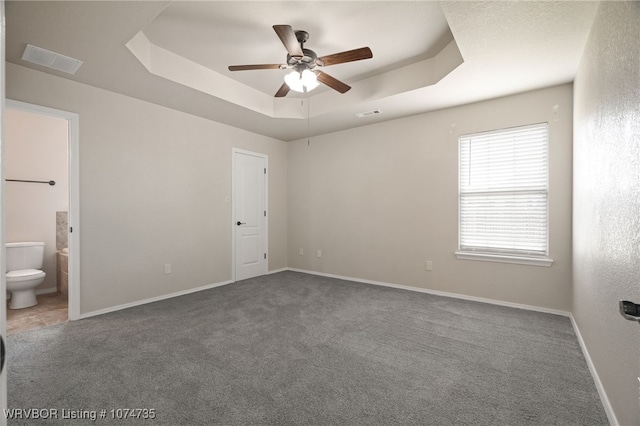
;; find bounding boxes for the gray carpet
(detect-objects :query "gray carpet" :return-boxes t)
[8,271,607,425]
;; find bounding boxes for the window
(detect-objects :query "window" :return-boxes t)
[456,123,553,266]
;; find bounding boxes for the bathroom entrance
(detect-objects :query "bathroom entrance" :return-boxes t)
[5,100,80,332]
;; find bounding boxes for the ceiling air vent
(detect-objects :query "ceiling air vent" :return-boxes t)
[355,109,382,118]
[22,44,83,75]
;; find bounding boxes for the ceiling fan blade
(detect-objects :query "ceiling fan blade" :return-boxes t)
[273,25,304,59]
[317,47,373,67]
[228,64,284,71]
[274,82,290,98]
[315,71,351,94]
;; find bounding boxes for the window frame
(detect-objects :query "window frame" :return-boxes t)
[455,123,553,267]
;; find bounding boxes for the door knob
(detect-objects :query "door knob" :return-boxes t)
[237,221,246,226]
[619,300,640,323]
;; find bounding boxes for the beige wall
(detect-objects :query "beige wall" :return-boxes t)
[289,84,573,311]
[573,2,640,425]
[5,108,68,292]
[6,63,288,315]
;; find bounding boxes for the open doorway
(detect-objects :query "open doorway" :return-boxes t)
[5,100,80,333]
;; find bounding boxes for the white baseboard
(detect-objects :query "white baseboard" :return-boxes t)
[79,279,234,320]
[569,315,619,426]
[286,268,570,317]
[78,268,286,320]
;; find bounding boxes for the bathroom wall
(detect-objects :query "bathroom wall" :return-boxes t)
[5,108,69,292]
[56,211,68,251]
[56,211,69,296]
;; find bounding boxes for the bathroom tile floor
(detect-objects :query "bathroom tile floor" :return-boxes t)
[6,293,68,335]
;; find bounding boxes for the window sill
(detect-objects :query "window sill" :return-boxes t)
[455,251,554,267]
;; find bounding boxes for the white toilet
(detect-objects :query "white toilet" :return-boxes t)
[6,242,46,309]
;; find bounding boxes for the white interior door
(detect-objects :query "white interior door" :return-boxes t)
[233,149,267,281]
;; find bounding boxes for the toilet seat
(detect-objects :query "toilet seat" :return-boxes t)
[6,269,46,282]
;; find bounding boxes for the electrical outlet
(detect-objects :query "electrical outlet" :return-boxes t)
[165,263,172,274]
[298,248,304,256]
[425,261,432,271]
[317,250,322,258]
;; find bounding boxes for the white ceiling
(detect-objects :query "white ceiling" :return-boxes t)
[143,1,453,96]
[5,1,599,142]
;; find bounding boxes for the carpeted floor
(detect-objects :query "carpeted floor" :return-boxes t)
[7,271,608,425]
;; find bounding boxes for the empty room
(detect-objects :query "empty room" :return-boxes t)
[1,1,638,425]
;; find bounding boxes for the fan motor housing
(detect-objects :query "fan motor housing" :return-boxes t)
[295,30,309,44]
[287,48,318,69]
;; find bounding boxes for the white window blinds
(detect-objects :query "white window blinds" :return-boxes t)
[459,123,549,257]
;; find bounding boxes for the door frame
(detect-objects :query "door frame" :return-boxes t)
[6,99,81,321]
[1,1,7,418]
[231,148,268,282]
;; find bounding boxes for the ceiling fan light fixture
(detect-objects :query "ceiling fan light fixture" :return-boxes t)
[301,69,319,90]
[284,68,319,93]
[229,25,371,97]
[284,70,304,92]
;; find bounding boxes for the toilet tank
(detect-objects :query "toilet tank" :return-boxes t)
[6,242,45,271]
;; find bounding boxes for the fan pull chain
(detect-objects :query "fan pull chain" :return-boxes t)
[307,96,311,146]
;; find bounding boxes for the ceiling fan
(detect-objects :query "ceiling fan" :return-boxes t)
[228,25,373,98]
